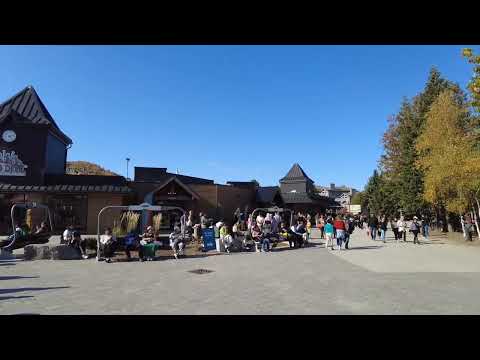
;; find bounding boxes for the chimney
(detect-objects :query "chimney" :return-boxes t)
[330,183,335,189]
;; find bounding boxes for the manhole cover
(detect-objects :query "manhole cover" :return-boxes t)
[188,269,214,274]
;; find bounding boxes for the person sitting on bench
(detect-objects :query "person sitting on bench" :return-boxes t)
[279,221,295,248]
[69,228,88,259]
[123,232,138,261]
[99,228,117,263]
[232,219,247,249]
[169,225,186,259]
[290,219,306,248]
[0,223,24,251]
[139,225,156,261]
[260,219,273,252]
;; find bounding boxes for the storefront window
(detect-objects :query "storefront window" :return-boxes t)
[48,195,87,231]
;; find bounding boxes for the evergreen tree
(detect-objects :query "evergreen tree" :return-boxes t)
[379,67,465,218]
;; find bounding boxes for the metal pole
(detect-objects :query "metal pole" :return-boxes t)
[11,204,16,247]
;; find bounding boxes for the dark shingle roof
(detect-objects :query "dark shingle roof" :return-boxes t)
[134,167,214,185]
[0,86,72,144]
[281,191,341,207]
[0,183,131,194]
[256,186,281,203]
[281,192,315,204]
[45,174,127,186]
[280,163,313,182]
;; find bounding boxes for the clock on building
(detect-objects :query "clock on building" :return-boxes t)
[2,130,16,143]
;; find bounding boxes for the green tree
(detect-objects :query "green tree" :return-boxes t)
[351,192,364,205]
[463,48,480,114]
[379,67,465,218]
[417,89,480,234]
[363,170,385,216]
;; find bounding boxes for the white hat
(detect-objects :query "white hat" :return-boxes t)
[413,216,418,220]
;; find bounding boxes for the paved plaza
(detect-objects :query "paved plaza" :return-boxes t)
[2,229,480,315]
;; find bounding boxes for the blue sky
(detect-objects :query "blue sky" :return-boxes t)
[0,45,476,189]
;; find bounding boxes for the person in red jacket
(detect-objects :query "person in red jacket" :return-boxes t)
[333,216,346,250]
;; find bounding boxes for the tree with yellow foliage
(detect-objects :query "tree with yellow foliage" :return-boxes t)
[416,90,480,236]
[463,48,480,114]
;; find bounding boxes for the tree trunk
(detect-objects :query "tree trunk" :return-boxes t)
[460,214,466,238]
[475,198,480,239]
[446,212,454,233]
[440,204,448,232]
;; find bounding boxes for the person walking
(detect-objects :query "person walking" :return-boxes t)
[464,214,474,241]
[410,216,421,244]
[391,217,399,241]
[324,218,335,250]
[368,215,379,241]
[344,217,355,249]
[397,216,407,242]
[380,216,388,243]
[318,214,325,239]
[422,215,430,241]
[333,215,346,250]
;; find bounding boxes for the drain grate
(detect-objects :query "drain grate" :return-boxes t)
[188,268,214,274]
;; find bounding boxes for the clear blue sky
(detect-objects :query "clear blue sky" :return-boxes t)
[0,45,476,190]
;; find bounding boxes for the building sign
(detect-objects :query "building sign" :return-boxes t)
[0,150,28,176]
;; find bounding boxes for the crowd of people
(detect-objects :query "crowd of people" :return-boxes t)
[0,221,51,251]
[365,214,432,244]
[4,206,477,262]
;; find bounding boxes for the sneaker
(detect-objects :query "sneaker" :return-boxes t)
[105,258,111,263]
[82,255,89,259]
[174,253,178,259]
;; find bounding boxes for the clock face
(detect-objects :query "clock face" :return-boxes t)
[2,130,16,143]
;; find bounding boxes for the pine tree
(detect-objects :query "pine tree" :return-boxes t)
[379,67,465,218]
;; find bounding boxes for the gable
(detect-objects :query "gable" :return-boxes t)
[150,177,200,201]
[0,86,72,144]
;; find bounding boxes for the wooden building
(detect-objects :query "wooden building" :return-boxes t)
[0,86,131,234]
[0,86,341,235]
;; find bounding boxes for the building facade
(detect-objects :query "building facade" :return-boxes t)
[317,183,358,207]
[0,86,342,235]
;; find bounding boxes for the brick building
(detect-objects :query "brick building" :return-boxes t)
[0,86,341,235]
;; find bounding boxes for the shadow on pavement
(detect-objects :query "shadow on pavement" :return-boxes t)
[0,286,70,296]
[0,276,39,281]
[0,263,16,267]
[344,246,382,250]
[0,295,35,301]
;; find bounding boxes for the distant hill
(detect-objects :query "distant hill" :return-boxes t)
[66,161,119,176]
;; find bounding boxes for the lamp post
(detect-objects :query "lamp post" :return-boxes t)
[126,158,130,180]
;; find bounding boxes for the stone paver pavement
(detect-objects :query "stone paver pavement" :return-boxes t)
[1,228,480,314]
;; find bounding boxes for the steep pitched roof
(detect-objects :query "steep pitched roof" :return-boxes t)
[280,163,313,182]
[0,86,72,144]
[256,186,282,203]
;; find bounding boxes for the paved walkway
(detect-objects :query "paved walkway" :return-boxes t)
[1,228,480,314]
